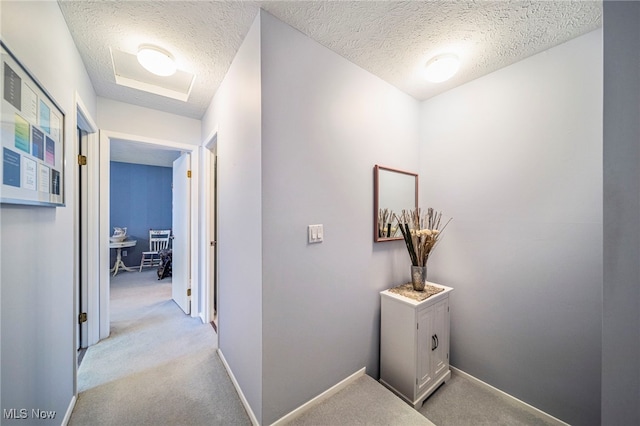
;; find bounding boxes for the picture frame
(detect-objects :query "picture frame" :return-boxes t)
[1,40,65,207]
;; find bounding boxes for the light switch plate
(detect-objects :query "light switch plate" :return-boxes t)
[308,224,323,243]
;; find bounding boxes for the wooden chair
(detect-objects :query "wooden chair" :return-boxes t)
[139,229,171,272]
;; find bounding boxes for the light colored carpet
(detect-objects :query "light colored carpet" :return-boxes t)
[419,371,559,426]
[70,269,251,426]
[283,374,435,426]
[70,269,557,426]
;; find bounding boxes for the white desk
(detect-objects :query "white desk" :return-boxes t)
[109,240,137,276]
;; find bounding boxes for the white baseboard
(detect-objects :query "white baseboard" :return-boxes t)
[217,349,260,426]
[270,367,366,426]
[61,394,76,426]
[451,366,569,426]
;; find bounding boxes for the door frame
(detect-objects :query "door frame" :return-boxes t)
[73,93,98,398]
[200,129,218,325]
[96,130,200,339]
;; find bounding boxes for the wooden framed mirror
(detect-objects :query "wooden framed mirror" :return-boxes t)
[374,165,418,242]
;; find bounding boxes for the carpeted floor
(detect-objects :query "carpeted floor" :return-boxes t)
[283,374,434,426]
[419,372,559,426]
[70,269,251,426]
[70,269,560,426]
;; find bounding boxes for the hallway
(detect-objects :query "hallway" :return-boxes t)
[70,270,250,425]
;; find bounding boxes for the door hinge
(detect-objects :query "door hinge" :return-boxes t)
[187,170,192,178]
[417,323,419,330]
[78,312,87,324]
[78,155,87,166]
[187,288,191,297]
[416,378,418,385]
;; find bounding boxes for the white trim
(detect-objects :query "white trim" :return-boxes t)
[200,129,218,324]
[270,367,366,426]
[101,130,197,151]
[217,349,259,426]
[97,130,201,338]
[75,94,97,132]
[61,394,76,426]
[202,127,218,149]
[98,131,111,339]
[189,149,199,319]
[73,93,99,401]
[74,92,100,347]
[85,129,100,345]
[199,145,211,323]
[450,367,570,426]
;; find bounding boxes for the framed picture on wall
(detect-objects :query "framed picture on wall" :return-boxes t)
[1,40,65,207]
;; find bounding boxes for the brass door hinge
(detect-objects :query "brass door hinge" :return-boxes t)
[78,155,87,166]
[78,312,87,324]
[187,288,191,297]
[187,170,192,178]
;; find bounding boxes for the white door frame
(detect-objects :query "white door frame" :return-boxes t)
[97,130,200,339]
[200,129,218,325]
[73,93,98,396]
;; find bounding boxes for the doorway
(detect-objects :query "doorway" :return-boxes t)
[207,136,218,329]
[201,132,218,329]
[75,97,99,357]
[78,126,88,357]
[96,131,201,340]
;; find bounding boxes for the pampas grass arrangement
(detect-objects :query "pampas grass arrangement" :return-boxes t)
[394,208,451,267]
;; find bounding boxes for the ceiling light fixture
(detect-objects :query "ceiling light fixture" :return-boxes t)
[136,45,177,77]
[424,53,460,83]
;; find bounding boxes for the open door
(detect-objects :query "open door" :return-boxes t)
[78,127,89,350]
[210,150,217,326]
[172,152,191,314]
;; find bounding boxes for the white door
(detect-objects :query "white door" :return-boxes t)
[78,127,89,348]
[172,152,191,314]
[210,152,217,322]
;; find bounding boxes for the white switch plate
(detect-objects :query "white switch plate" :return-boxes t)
[308,224,323,243]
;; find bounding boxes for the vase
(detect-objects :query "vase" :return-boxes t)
[411,265,427,291]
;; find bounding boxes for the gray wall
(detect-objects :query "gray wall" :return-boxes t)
[602,2,640,424]
[97,97,202,144]
[418,30,603,425]
[201,12,609,425]
[259,11,420,424]
[2,4,627,424]
[206,14,265,424]
[0,1,97,424]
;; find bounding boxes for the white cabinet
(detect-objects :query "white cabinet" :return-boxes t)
[380,283,453,408]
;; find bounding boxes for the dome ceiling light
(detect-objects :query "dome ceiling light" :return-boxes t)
[137,44,177,77]
[424,54,460,83]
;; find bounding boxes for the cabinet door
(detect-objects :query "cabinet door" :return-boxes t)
[431,298,449,378]
[416,305,434,393]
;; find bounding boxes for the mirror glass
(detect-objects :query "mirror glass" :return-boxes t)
[374,165,418,242]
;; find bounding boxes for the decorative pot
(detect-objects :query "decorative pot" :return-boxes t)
[411,265,427,291]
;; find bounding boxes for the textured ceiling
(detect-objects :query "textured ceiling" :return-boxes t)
[58,1,602,121]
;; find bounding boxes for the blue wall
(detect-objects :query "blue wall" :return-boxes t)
[110,161,173,268]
